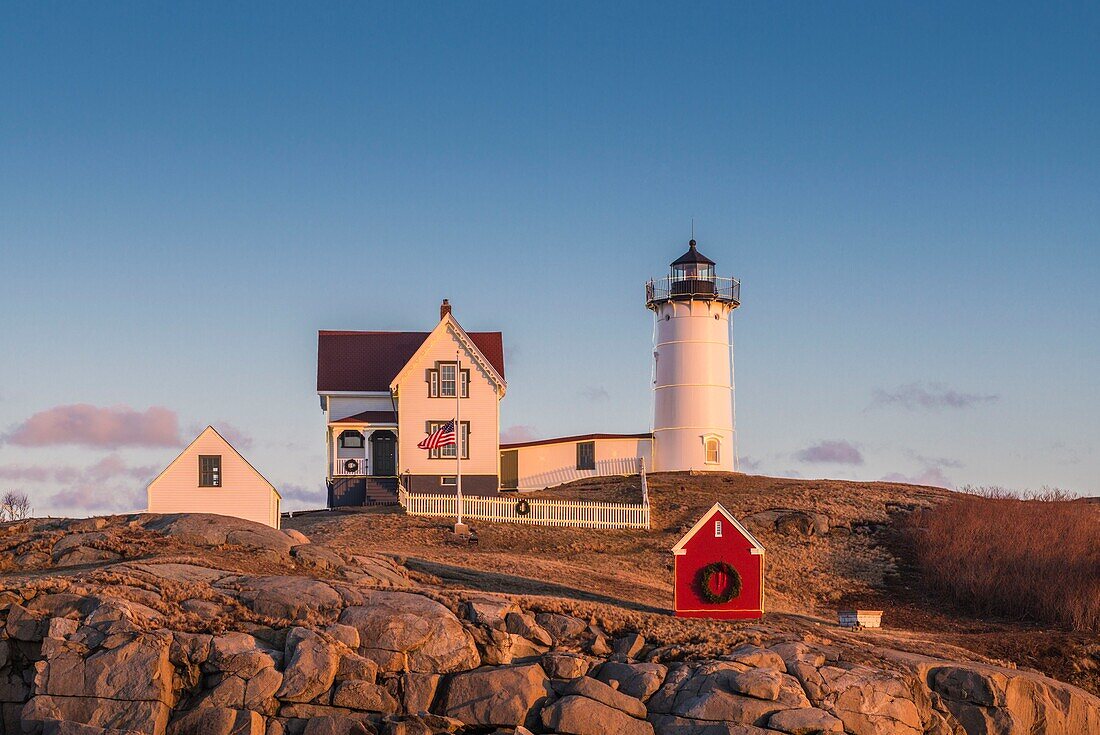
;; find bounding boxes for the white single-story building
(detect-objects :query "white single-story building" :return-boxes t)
[500,433,653,491]
[146,426,282,528]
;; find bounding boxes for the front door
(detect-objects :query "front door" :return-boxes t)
[371,430,397,476]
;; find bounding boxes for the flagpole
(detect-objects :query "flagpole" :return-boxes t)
[455,349,464,531]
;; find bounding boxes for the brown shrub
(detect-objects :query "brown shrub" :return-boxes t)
[912,492,1100,632]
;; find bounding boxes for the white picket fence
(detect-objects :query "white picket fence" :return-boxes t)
[398,484,650,530]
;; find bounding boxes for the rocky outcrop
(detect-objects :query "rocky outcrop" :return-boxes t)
[440,663,552,727]
[338,591,479,674]
[1,514,1098,735]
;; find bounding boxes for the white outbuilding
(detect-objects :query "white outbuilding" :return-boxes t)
[146,426,282,528]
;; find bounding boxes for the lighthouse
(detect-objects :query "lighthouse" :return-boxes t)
[645,239,740,472]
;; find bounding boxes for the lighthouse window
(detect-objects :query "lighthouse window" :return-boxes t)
[705,438,720,465]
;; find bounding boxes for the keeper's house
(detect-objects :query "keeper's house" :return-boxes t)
[316,300,506,505]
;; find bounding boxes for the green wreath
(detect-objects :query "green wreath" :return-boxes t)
[697,561,742,604]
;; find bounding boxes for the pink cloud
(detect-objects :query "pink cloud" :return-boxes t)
[46,482,146,514]
[6,404,181,449]
[881,466,954,489]
[500,425,539,444]
[795,440,864,465]
[280,483,326,511]
[213,423,253,450]
[0,455,158,486]
[870,382,998,411]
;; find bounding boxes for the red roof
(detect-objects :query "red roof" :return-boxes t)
[317,330,505,393]
[500,432,652,450]
[331,410,397,424]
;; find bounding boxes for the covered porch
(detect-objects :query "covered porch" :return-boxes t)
[328,411,400,506]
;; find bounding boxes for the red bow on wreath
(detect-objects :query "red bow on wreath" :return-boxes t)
[698,561,742,603]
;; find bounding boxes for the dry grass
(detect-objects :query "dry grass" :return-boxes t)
[912,491,1100,632]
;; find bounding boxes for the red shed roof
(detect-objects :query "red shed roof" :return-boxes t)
[317,330,505,393]
[672,502,765,555]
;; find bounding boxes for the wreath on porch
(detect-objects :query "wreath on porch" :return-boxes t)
[343,459,360,473]
[697,561,742,604]
[515,499,531,516]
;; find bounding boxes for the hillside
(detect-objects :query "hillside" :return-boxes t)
[289,472,1100,696]
[0,474,1096,734]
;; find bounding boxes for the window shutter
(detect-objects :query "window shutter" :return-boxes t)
[430,371,439,397]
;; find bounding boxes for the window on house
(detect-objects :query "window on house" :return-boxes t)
[199,455,222,487]
[427,421,470,460]
[338,430,364,449]
[715,520,723,537]
[441,476,457,486]
[440,364,456,397]
[427,363,470,398]
[705,438,720,464]
[576,441,595,471]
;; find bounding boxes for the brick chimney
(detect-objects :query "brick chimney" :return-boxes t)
[440,299,452,320]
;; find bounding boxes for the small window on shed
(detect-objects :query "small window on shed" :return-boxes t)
[705,437,720,464]
[715,520,723,537]
[576,441,595,471]
[199,455,222,487]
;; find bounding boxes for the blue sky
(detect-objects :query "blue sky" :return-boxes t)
[1,2,1098,513]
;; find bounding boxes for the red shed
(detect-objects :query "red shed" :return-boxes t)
[672,502,765,619]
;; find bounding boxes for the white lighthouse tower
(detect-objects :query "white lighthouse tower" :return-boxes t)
[645,239,740,472]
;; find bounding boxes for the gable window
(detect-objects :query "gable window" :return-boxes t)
[705,437,720,465]
[338,430,364,449]
[426,421,470,460]
[576,441,595,471]
[715,520,723,537]
[427,362,470,398]
[199,455,222,487]
[440,364,456,397]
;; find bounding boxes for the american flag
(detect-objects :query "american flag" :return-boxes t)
[418,419,456,450]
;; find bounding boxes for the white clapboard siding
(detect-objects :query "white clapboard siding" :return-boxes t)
[398,487,650,530]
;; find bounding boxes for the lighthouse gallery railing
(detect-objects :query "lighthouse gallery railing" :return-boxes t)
[645,276,740,306]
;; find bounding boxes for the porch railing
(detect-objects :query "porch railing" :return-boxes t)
[334,457,367,476]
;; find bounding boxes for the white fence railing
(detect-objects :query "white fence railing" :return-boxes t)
[334,457,367,476]
[398,486,650,530]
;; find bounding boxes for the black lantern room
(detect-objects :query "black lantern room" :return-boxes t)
[670,239,717,297]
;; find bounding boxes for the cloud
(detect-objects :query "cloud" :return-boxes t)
[909,453,964,469]
[45,482,147,514]
[578,386,610,402]
[795,440,864,465]
[738,456,763,472]
[500,425,539,444]
[881,466,954,489]
[5,405,181,449]
[0,455,157,485]
[869,383,998,411]
[882,452,961,489]
[188,422,253,450]
[279,483,327,512]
